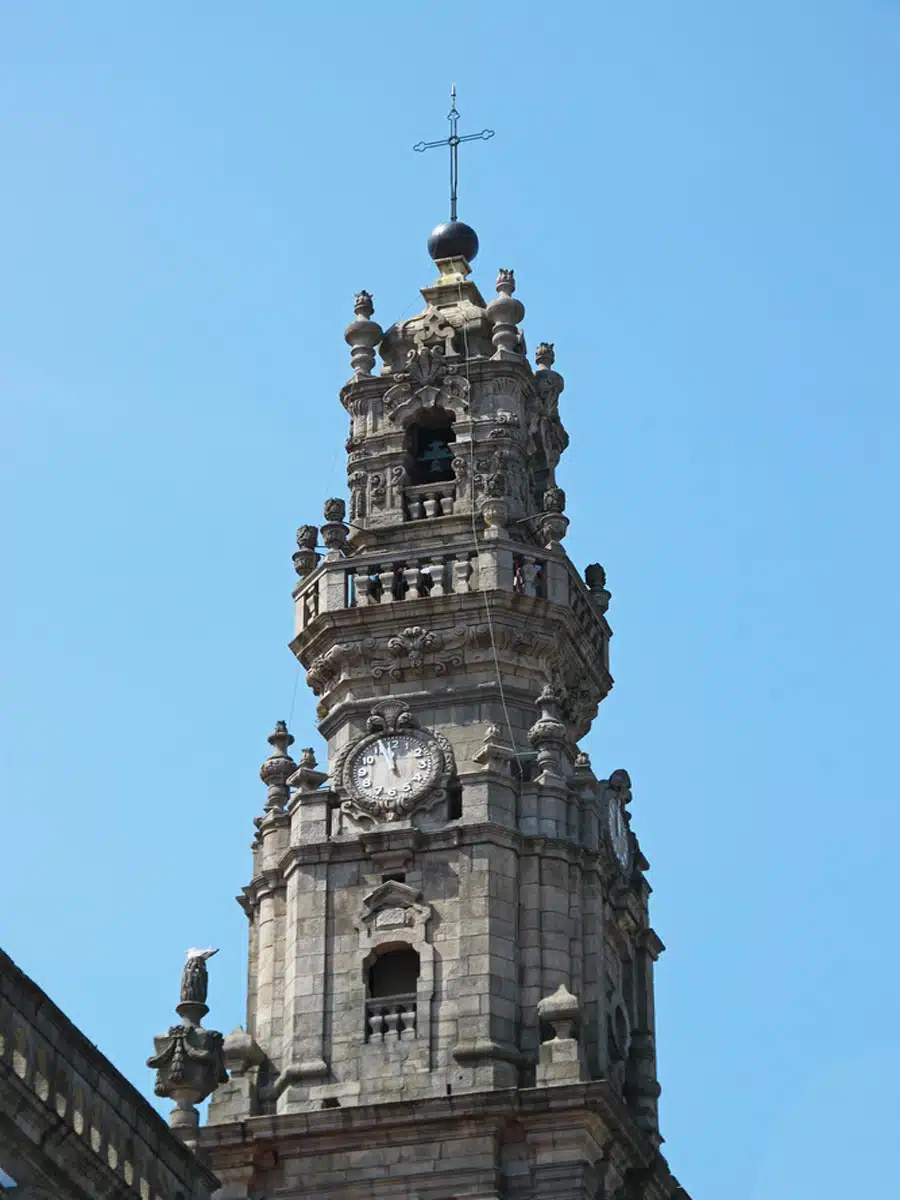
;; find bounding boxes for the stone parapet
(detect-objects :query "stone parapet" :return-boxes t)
[0,949,219,1200]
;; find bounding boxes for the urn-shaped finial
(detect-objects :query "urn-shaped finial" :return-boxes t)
[486,268,525,358]
[321,497,349,559]
[148,949,227,1147]
[260,720,297,811]
[344,290,383,378]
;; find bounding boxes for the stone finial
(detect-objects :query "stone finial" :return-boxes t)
[344,291,383,378]
[260,720,296,811]
[486,268,525,358]
[321,497,349,559]
[535,342,555,368]
[293,524,320,577]
[148,950,227,1146]
[528,685,567,772]
[536,985,587,1086]
[299,747,317,769]
[609,767,633,805]
[539,485,569,548]
[584,562,611,614]
[534,342,565,409]
[537,983,580,1039]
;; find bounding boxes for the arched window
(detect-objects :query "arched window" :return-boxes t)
[368,946,420,998]
[408,410,456,486]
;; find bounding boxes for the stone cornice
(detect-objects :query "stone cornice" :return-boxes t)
[198,1080,673,1181]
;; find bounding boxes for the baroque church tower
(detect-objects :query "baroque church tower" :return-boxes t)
[198,217,691,1200]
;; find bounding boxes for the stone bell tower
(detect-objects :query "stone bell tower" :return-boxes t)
[199,218,691,1200]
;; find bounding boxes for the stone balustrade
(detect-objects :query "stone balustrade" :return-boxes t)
[292,542,608,652]
[365,995,417,1043]
[403,481,457,520]
[0,950,219,1200]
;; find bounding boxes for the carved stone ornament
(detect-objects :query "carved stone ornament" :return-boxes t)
[382,344,470,424]
[323,497,346,522]
[148,949,227,1143]
[370,625,464,681]
[331,700,457,826]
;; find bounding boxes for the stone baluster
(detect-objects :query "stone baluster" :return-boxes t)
[343,291,383,378]
[383,1010,400,1043]
[424,561,446,597]
[452,555,471,594]
[378,568,395,603]
[440,491,454,515]
[423,493,441,518]
[407,494,424,520]
[402,563,421,599]
[400,1007,416,1040]
[368,1010,385,1043]
[354,566,372,607]
[486,268,525,359]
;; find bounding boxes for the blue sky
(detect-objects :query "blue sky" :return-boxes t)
[1,3,898,1196]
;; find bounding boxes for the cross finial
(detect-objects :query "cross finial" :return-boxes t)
[413,86,495,222]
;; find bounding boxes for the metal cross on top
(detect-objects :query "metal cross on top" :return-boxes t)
[413,86,495,222]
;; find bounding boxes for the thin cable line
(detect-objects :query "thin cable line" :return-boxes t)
[288,660,302,728]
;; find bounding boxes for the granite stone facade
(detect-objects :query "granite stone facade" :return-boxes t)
[201,242,691,1199]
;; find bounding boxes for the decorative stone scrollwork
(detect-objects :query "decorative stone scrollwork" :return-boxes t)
[382,344,470,425]
[371,625,463,680]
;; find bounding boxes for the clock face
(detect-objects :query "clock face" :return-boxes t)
[347,731,441,809]
[609,799,630,868]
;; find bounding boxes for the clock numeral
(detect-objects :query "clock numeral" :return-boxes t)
[387,788,398,798]
[363,754,376,765]
[356,767,368,778]
[413,748,424,758]
[361,779,372,789]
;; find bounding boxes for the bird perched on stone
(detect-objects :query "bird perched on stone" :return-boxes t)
[180,948,218,1004]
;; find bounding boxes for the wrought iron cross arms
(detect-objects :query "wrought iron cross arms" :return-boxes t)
[413,85,495,222]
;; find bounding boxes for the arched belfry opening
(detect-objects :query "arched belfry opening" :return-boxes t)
[367,946,420,999]
[407,409,456,485]
[365,945,421,1043]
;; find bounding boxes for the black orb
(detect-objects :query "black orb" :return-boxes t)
[427,220,479,263]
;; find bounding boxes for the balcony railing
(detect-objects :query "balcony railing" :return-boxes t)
[403,481,456,520]
[365,994,417,1043]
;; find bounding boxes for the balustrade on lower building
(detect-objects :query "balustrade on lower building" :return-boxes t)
[365,995,417,1043]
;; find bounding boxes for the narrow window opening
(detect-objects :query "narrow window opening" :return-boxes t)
[381,872,406,884]
[321,1097,340,1109]
[447,780,463,821]
[408,411,456,485]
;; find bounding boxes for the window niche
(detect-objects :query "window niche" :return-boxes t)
[365,946,420,1043]
[357,882,434,1059]
[408,409,456,486]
